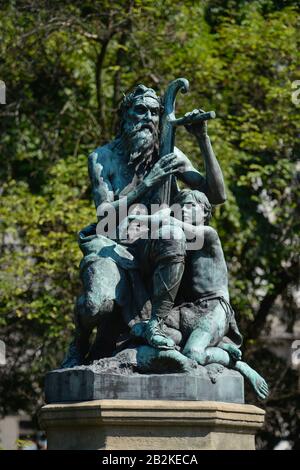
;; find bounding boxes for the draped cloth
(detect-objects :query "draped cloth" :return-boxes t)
[171,292,243,348]
[78,223,151,325]
[195,292,243,347]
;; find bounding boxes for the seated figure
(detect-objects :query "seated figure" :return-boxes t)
[61,83,227,367]
[127,189,269,400]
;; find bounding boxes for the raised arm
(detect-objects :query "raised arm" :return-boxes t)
[174,110,227,205]
[196,132,226,205]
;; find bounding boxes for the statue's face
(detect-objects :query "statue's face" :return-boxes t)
[127,97,160,131]
[122,96,160,164]
[181,197,205,226]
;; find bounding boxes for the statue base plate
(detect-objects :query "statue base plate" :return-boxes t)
[45,367,244,404]
[39,399,265,450]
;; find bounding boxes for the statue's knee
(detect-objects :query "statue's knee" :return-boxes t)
[77,294,114,326]
[84,295,101,318]
[87,295,114,316]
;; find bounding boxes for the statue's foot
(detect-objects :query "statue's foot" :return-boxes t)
[145,318,175,350]
[221,343,242,361]
[238,363,269,399]
[60,341,83,369]
[249,370,269,399]
[136,345,192,373]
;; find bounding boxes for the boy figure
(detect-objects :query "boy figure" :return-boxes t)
[126,189,269,399]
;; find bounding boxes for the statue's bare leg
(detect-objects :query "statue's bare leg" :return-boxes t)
[205,347,269,400]
[61,258,124,368]
[233,359,269,399]
[182,301,228,360]
[144,225,186,350]
[182,330,212,361]
[185,339,268,399]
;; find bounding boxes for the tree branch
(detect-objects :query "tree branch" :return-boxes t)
[246,261,299,340]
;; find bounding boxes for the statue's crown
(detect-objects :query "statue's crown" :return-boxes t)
[120,84,160,112]
[130,84,159,102]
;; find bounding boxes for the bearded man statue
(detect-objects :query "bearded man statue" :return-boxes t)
[62,84,226,368]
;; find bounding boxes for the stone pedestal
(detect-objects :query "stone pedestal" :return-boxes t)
[39,399,265,450]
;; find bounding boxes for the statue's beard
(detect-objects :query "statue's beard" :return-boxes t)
[122,121,159,165]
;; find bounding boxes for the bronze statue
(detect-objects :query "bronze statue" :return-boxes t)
[61,78,268,400]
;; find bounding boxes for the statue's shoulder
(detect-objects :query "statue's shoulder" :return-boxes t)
[88,142,118,183]
[204,226,219,243]
[89,141,116,166]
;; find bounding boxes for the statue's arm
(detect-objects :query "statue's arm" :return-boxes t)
[172,218,204,239]
[173,146,207,192]
[174,140,226,205]
[88,150,114,210]
[196,133,226,205]
[174,107,227,205]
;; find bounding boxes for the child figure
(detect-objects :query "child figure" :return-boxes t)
[126,189,269,399]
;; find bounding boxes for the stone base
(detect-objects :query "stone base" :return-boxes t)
[45,369,244,404]
[38,400,265,450]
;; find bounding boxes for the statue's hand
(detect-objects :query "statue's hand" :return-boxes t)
[144,153,185,188]
[184,109,208,138]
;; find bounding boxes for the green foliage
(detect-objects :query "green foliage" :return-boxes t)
[0,0,299,447]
